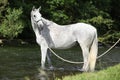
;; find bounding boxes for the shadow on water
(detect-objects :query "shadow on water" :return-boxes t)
[0,45,120,80]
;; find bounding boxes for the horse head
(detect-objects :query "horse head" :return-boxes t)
[31,6,44,31]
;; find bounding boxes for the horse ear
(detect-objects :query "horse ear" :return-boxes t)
[32,6,36,11]
[38,6,41,11]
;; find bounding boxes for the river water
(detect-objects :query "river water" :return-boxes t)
[0,45,120,80]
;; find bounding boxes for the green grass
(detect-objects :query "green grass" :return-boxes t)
[61,64,120,80]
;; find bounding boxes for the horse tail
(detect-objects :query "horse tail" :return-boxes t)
[88,31,98,72]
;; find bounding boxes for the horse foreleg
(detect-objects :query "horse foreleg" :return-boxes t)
[41,46,48,70]
[47,49,54,70]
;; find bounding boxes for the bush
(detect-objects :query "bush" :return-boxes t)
[0,8,24,39]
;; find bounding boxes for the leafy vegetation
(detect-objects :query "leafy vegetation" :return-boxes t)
[0,8,24,39]
[0,0,120,43]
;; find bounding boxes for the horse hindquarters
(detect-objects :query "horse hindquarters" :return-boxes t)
[75,25,98,72]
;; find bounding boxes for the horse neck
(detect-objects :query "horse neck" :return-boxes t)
[42,17,50,24]
[31,18,41,37]
[42,17,58,26]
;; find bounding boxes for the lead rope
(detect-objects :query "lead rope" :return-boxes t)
[97,38,120,59]
[48,47,84,64]
[48,38,120,64]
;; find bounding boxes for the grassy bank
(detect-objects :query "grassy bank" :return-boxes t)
[61,64,120,80]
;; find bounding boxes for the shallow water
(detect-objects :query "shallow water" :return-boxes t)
[0,45,120,80]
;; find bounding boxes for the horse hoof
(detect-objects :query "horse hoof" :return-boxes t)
[49,66,54,70]
[78,69,86,72]
[41,67,46,70]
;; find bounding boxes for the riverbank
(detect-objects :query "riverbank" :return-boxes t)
[62,64,120,80]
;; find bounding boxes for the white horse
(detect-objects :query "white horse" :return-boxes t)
[31,6,98,72]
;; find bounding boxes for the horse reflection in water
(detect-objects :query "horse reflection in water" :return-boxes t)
[31,6,98,72]
[32,69,49,80]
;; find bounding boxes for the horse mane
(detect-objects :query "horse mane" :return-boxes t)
[41,17,57,26]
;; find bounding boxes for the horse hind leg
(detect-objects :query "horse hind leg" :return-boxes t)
[79,43,90,72]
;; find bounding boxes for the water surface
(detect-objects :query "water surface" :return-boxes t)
[0,45,120,80]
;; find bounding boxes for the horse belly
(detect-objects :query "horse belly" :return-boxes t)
[50,34,76,49]
[53,41,76,49]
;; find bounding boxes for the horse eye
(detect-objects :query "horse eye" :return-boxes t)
[34,15,36,17]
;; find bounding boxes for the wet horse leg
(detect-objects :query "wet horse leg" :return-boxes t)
[41,46,47,70]
[47,49,54,70]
